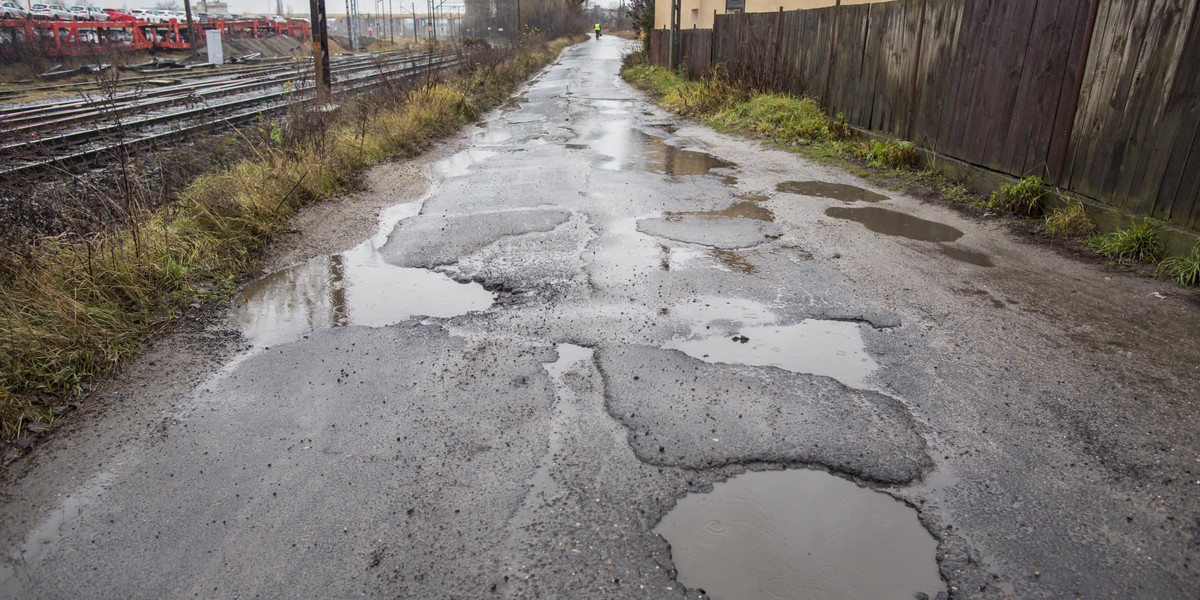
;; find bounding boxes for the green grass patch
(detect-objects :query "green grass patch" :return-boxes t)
[985,176,1046,217]
[1086,218,1166,264]
[1042,202,1097,238]
[1157,246,1200,287]
[865,139,919,170]
[0,38,578,444]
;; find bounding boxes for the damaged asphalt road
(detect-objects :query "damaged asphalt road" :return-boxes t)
[3,37,1200,600]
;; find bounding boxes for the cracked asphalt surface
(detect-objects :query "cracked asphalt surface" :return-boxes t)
[3,37,1200,599]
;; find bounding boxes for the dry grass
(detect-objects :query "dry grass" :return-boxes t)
[0,37,577,445]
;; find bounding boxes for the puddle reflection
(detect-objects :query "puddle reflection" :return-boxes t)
[825,206,963,243]
[777,180,888,203]
[665,320,878,389]
[593,128,735,178]
[656,469,944,600]
[236,206,495,348]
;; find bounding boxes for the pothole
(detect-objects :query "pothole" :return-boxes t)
[776,180,888,203]
[664,320,878,389]
[235,203,495,348]
[594,128,736,178]
[825,206,962,243]
[687,201,775,222]
[655,469,944,600]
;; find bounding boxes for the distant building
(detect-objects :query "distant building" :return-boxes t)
[656,0,888,30]
[202,1,229,15]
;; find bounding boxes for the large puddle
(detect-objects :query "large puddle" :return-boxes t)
[594,128,735,178]
[665,320,878,389]
[776,181,888,203]
[825,206,962,243]
[689,200,775,222]
[235,203,495,347]
[656,469,944,600]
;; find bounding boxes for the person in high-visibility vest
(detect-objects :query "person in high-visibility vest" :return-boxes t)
[594,23,601,39]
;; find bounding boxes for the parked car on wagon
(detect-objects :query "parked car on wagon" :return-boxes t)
[31,3,75,20]
[69,6,107,20]
[0,1,30,19]
[129,8,163,23]
[104,8,135,21]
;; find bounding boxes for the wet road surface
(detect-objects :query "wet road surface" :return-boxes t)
[3,37,1200,599]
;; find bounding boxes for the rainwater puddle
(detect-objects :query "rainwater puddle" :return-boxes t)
[235,203,495,348]
[777,181,888,203]
[597,129,735,178]
[656,469,944,600]
[825,206,962,243]
[0,471,118,589]
[940,245,994,267]
[688,201,775,222]
[710,248,757,274]
[665,320,877,389]
[438,149,497,178]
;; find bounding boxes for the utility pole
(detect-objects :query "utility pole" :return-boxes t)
[389,0,393,42]
[310,0,331,97]
[347,0,359,50]
[183,0,197,52]
[412,2,417,42]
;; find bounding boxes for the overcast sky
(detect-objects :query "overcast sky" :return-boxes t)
[109,0,623,16]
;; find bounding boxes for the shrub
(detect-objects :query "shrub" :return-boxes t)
[1042,202,1097,238]
[1157,246,1200,287]
[865,139,919,169]
[1087,218,1166,263]
[986,176,1046,217]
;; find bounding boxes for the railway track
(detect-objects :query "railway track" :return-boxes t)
[0,50,462,179]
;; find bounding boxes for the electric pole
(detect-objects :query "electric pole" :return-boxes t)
[310,0,332,96]
[183,0,197,53]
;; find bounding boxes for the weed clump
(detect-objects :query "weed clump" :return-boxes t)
[865,139,919,170]
[1086,218,1165,263]
[1157,246,1200,287]
[1042,202,1097,238]
[986,176,1046,217]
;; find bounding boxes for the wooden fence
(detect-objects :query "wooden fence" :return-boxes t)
[651,0,1200,232]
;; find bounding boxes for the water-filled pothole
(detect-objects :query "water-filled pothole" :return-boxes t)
[825,206,962,243]
[595,129,735,178]
[777,181,888,203]
[687,201,775,222]
[656,469,944,600]
[235,204,494,347]
[664,320,877,389]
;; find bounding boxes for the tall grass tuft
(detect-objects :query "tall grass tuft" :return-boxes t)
[1086,218,1166,264]
[986,176,1046,217]
[1042,202,1097,238]
[1157,246,1200,287]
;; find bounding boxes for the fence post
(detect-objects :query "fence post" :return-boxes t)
[823,0,840,108]
[1054,0,1101,185]
[669,0,681,70]
[906,0,928,140]
[772,7,783,90]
